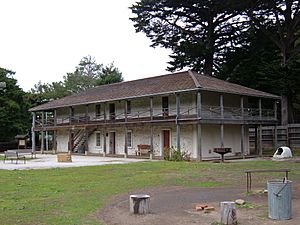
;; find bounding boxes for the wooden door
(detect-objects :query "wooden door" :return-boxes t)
[109,103,115,120]
[162,130,170,149]
[109,132,116,154]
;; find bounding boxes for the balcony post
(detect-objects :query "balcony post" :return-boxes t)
[240,96,244,119]
[197,91,202,118]
[103,103,107,122]
[150,97,153,120]
[125,100,128,122]
[274,100,277,120]
[69,106,73,125]
[220,94,224,119]
[31,112,36,152]
[54,109,57,126]
[176,93,181,151]
[259,98,262,120]
[85,104,89,122]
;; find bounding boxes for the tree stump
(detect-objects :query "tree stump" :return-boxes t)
[220,201,237,225]
[57,153,72,162]
[129,194,150,214]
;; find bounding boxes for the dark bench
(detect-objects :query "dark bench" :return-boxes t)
[16,149,36,158]
[244,169,291,192]
[136,145,151,156]
[4,150,26,164]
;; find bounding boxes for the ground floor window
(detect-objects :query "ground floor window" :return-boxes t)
[96,132,101,147]
[127,131,132,148]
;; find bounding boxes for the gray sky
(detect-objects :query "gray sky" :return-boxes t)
[0,0,171,91]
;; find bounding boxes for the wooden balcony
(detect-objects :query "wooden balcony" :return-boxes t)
[34,105,276,129]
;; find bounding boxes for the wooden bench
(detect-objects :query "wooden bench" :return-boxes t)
[244,169,291,192]
[15,149,36,159]
[4,150,26,164]
[136,145,151,156]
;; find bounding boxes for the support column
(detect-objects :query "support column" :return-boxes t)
[274,126,278,150]
[53,130,57,154]
[220,94,224,147]
[241,96,245,158]
[176,93,180,150]
[196,91,202,161]
[241,125,245,158]
[84,128,88,155]
[31,112,36,153]
[197,124,202,161]
[69,106,73,125]
[124,101,128,158]
[124,126,128,158]
[150,97,154,160]
[103,128,106,156]
[259,125,263,156]
[254,126,258,155]
[41,111,45,154]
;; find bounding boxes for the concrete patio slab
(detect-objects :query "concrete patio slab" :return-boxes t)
[0,154,149,170]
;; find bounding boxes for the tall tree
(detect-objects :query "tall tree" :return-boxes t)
[245,0,300,123]
[30,56,123,102]
[0,68,31,141]
[130,0,245,75]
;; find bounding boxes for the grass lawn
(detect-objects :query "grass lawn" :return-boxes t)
[0,160,299,225]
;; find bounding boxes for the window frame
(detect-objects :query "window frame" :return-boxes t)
[96,132,101,147]
[127,130,132,149]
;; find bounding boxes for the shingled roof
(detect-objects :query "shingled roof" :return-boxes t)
[29,70,279,112]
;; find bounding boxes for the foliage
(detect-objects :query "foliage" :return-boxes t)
[130,0,246,75]
[244,0,300,122]
[0,68,31,142]
[30,56,123,103]
[164,147,191,161]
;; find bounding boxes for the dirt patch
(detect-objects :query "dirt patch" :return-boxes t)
[97,184,300,225]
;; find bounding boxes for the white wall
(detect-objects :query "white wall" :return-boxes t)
[56,130,69,152]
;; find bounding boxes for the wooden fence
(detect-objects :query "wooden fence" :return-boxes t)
[249,124,300,153]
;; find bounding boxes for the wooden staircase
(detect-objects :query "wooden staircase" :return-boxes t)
[72,128,96,153]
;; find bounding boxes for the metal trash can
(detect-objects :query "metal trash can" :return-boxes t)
[267,180,292,220]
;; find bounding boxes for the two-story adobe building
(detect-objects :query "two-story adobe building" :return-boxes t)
[29,71,280,160]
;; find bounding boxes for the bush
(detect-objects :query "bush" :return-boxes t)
[164,147,191,161]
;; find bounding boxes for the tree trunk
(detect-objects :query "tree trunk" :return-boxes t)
[220,201,237,225]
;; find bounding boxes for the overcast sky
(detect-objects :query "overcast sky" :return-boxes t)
[0,0,171,91]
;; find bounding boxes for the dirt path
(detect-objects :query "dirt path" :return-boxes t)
[98,184,300,225]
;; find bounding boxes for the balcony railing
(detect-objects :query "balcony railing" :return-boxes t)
[35,105,276,127]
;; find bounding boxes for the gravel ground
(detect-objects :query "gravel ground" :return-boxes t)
[98,184,300,225]
[0,154,148,170]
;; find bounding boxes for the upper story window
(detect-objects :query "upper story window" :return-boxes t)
[162,96,169,116]
[95,104,101,118]
[127,100,131,114]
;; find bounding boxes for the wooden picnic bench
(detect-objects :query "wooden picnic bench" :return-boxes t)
[244,169,291,192]
[136,144,151,156]
[3,149,36,164]
[4,150,26,164]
